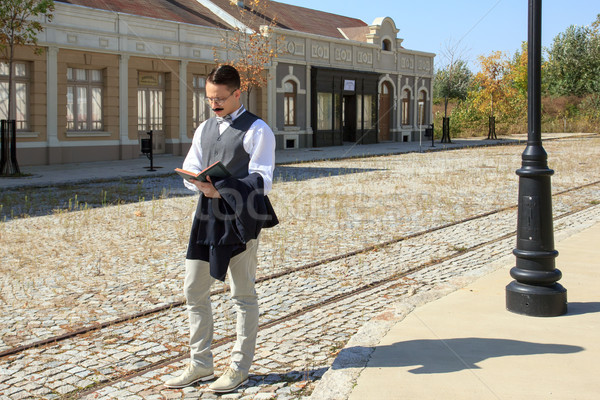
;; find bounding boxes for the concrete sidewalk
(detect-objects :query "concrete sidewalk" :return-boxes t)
[0,135,527,189]
[346,220,600,400]
[2,133,593,190]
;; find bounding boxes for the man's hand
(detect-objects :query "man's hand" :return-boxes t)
[191,176,221,198]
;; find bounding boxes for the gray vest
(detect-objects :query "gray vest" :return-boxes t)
[200,111,260,179]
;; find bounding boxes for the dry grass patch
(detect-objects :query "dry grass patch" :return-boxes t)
[0,137,598,335]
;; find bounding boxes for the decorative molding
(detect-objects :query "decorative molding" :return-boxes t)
[311,43,329,60]
[334,47,352,63]
[400,55,414,70]
[277,67,307,95]
[66,131,112,137]
[356,49,373,65]
[283,39,305,57]
[417,57,432,72]
[16,131,40,139]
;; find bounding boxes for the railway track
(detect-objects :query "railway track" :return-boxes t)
[3,179,599,359]
[2,179,598,361]
[1,180,598,399]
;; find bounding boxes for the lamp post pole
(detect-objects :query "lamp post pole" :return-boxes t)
[505,0,567,317]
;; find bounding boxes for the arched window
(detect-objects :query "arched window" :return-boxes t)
[284,80,297,126]
[418,90,427,125]
[401,89,411,125]
[382,39,392,51]
[382,82,390,95]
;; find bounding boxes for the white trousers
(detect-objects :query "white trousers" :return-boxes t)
[184,239,259,374]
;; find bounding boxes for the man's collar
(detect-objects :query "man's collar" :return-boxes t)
[229,105,246,121]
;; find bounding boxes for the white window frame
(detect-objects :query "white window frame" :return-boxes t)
[0,61,30,131]
[402,89,411,125]
[284,80,297,126]
[192,75,209,128]
[317,92,332,130]
[67,67,104,131]
[418,90,427,126]
[357,94,375,129]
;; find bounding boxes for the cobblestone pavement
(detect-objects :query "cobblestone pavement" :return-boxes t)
[1,138,599,399]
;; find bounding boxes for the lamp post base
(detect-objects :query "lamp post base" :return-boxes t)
[506,281,567,317]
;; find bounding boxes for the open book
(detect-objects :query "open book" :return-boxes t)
[175,161,231,183]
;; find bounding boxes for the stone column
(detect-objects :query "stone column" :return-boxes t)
[178,60,188,156]
[267,61,277,128]
[413,77,419,133]
[119,54,130,159]
[306,65,313,135]
[397,74,402,141]
[46,46,59,164]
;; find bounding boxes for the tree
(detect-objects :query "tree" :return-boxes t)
[213,0,283,112]
[593,13,600,32]
[545,16,600,96]
[465,51,527,137]
[434,60,472,118]
[509,42,529,97]
[0,0,54,175]
[472,51,506,118]
[433,42,472,119]
[470,51,524,119]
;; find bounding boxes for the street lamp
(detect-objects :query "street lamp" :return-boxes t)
[505,0,567,317]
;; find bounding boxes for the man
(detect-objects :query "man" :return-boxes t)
[165,65,277,393]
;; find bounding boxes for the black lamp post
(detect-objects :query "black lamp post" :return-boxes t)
[506,0,567,317]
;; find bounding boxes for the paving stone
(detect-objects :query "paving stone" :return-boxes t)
[1,144,599,399]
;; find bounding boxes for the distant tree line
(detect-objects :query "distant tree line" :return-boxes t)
[433,14,600,137]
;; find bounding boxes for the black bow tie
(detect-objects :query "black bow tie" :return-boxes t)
[216,115,232,125]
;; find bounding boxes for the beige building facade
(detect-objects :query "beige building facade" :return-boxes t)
[0,0,434,166]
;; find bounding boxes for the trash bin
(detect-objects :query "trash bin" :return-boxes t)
[425,126,433,137]
[141,138,152,154]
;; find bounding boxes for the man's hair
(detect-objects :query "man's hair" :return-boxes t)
[207,65,241,91]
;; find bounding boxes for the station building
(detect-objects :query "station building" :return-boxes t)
[1,0,434,166]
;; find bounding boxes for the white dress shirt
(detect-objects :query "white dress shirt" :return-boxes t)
[182,105,276,194]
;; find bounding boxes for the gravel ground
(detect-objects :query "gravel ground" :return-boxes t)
[0,136,599,399]
[1,137,599,349]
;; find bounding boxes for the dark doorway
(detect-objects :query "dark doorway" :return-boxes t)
[379,81,393,141]
[311,67,379,147]
[343,94,356,142]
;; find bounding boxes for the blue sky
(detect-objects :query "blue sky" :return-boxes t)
[293,0,599,71]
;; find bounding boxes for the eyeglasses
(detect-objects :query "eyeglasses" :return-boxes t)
[204,90,236,106]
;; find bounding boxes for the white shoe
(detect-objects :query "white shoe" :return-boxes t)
[208,368,249,393]
[164,363,214,388]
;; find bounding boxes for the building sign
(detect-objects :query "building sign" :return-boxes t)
[139,72,159,86]
[344,79,355,91]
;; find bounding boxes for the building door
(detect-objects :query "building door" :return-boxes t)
[137,72,165,154]
[342,94,356,142]
[378,81,392,141]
